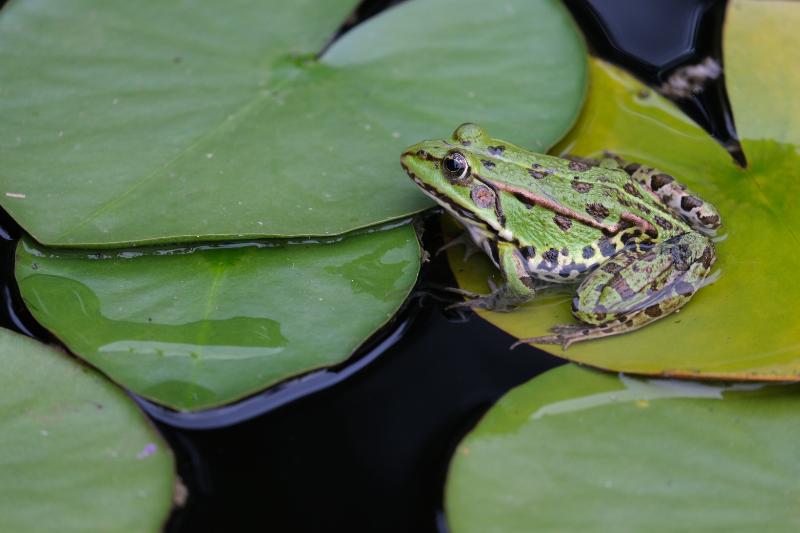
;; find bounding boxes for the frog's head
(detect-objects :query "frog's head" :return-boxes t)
[401,123,503,231]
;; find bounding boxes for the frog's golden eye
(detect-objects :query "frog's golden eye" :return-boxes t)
[442,152,470,182]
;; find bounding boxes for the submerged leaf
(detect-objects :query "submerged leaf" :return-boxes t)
[0,0,585,246]
[0,328,175,532]
[15,224,420,410]
[449,0,800,380]
[446,364,800,532]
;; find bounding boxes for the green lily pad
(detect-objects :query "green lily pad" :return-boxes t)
[449,0,800,380]
[0,0,585,247]
[0,328,175,532]
[15,224,420,411]
[446,364,800,532]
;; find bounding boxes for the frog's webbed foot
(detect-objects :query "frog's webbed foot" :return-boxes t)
[511,322,626,351]
[445,276,531,312]
[435,231,481,262]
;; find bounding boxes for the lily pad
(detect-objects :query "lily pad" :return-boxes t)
[15,224,420,411]
[0,327,175,532]
[446,364,800,532]
[449,0,800,380]
[0,0,585,247]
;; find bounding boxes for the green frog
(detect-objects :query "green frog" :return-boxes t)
[400,124,721,349]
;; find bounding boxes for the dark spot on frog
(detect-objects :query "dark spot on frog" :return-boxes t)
[528,166,549,179]
[681,195,703,212]
[617,197,633,208]
[640,250,657,263]
[700,245,715,268]
[620,229,642,245]
[586,202,610,221]
[559,262,588,278]
[623,182,643,198]
[571,180,593,193]
[568,160,590,172]
[582,245,595,259]
[650,173,675,191]
[488,145,505,155]
[673,280,695,296]
[543,247,559,264]
[644,304,663,318]
[669,242,694,270]
[636,203,651,215]
[31,262,39,270]
[560,247,569,256]
[521,246,537,260]
[700,213,721,227]
[600,261,623,274]
[598,238,617,257]
[553,215,572,231]
[610,275,636,299]
[470,185,495,209]
[480,159,495,169]
[520,276,537,289]
[416,149,436,161]
[653,215,674,230]
[623,162,641,175]
[460,140,471,146]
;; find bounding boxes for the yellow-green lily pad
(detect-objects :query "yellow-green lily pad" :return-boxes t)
[446,364,800,532]
[0,0,585,247]
[448,0,800,380]
[15,224,420,411]
[0,328,175,532]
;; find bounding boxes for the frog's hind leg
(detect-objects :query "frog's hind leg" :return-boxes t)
[514,232,715,349]
[624,162,722,232]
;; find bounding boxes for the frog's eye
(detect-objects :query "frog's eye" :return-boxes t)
[442,152,470,182]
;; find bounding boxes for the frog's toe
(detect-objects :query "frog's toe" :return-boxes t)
[510,324,623,350]
[446,294,519,312]
[435,232,481,262]
[511,324,591,350]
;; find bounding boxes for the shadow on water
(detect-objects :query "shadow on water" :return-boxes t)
[0,0,743,531]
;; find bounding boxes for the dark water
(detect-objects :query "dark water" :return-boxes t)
[0,0,739,531]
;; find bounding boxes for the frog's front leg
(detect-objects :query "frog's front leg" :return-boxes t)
[516,232,715,349]
[450,241,536,312]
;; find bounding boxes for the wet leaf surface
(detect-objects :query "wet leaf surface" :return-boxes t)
[446,364,800,532]
[0,0,585,246]
[0,328,175,532]
[15,224,420,410]
[449,0,800,380]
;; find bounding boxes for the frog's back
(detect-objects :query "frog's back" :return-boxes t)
[465,142,690,282]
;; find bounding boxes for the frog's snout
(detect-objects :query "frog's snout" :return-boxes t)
[400,144,428,180]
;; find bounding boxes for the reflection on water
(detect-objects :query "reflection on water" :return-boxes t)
[530,373,765,420]
[15,223,420,411]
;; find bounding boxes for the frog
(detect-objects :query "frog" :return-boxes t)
[400,123,721,349]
